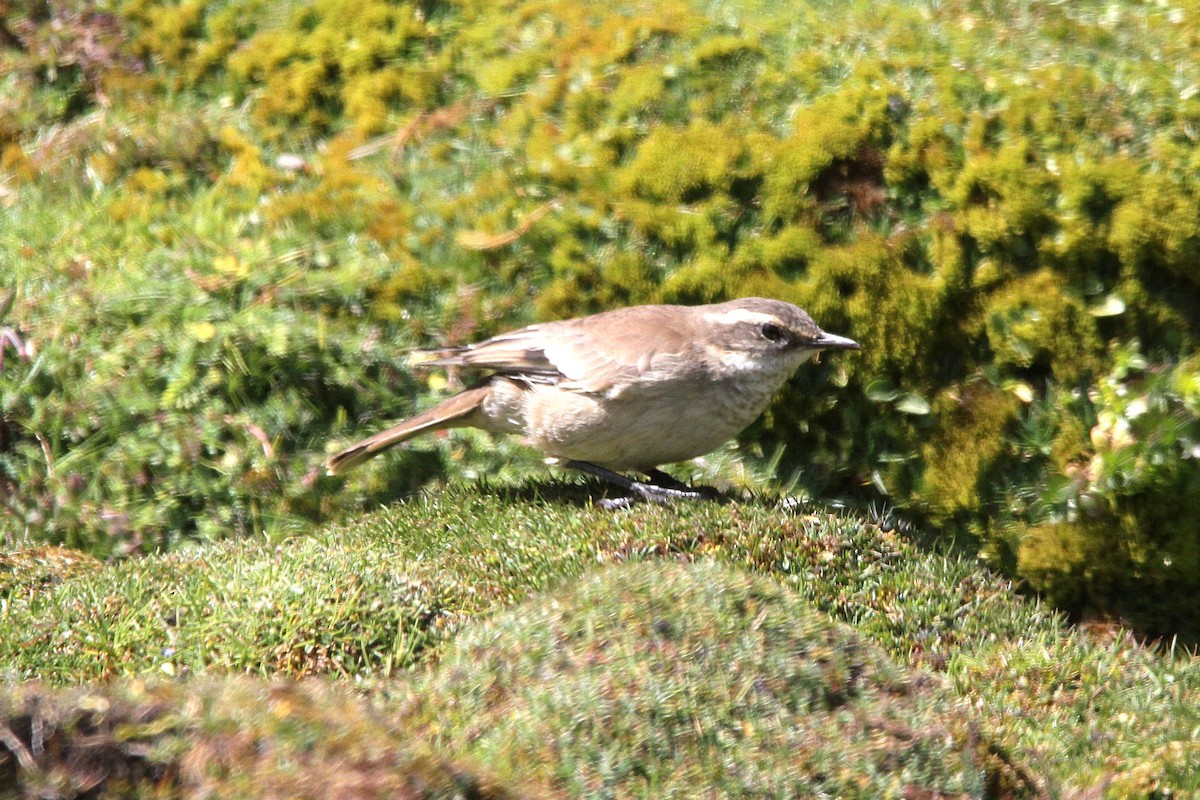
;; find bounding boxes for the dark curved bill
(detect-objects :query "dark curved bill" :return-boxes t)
[813,332,861,350]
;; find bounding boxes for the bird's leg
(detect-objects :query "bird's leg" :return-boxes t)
[643,469,693,492]
[644,467,725,501]
[562,460,703,508]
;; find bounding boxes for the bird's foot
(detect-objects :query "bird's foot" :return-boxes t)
[564,461,716,509]
[641,469,725,501]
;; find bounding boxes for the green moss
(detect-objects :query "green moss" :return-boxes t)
[691,33,762,65]
[950,141,1056,268]
[1110,170,1200,288]
[609,63,668,119]
[1050,157,1138,263]
[123,0,205,65]
[404,561,1031,797]
[658,251,739,303]
[884,110,962,196]
[1019,508,1200,640]
[761,85,896,227]
[126,0,449,138]
[800,235,942,384]
[917,382,1021,521]
[984,270,1103,385]
[617,119,749,203]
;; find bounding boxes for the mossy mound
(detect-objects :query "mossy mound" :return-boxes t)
[397,560,1039,797]
[3,488,1198,792]
[0,485,1031,682]
[0,678,519,800]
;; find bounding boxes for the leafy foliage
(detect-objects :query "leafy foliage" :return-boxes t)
[1014,343,1200,639]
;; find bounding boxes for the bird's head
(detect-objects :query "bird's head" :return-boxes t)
[700,297,860,373]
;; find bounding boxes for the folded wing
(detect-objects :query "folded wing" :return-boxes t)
[420,306,698,395]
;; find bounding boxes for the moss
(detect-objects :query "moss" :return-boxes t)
[264,134,402,240]
[1018,521,1111,612]
[201,0,451,137]
[404,561,1031,797]
[917,382,1022,522]
[1047,408,1091,476]
[609,63,668,119]
[800,234,943,385]
[884,109,962,196]
[616,119,749,203]
[213,129,276,200]
[729,224,823,281]
[124,0,207,69]
[760,85,896,227]
[660,251,742,303]
[691,33,762,65]
[1110,170,1200,288]
[950,140,1057,269]
[1019,510,1200,641]
[984,270,1103,385]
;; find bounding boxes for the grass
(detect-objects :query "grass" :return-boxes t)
[2,482,1021,681]
[3,484,1199,795]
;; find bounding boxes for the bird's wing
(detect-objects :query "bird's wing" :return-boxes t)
[422,306,698,394]
[421,326,563,383]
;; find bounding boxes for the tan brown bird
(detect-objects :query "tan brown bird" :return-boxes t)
[327,298,860,503]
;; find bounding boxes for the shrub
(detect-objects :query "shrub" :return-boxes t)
[1016,343,1200,639]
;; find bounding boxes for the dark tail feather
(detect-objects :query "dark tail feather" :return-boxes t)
[325,386,489,475]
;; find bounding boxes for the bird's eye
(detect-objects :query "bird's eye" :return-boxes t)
[761,322,786,342]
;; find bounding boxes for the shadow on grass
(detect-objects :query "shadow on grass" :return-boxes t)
[478,475,738,508]
[474,475,912,528]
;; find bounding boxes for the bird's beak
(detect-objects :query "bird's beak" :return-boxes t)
[813,332,861,351]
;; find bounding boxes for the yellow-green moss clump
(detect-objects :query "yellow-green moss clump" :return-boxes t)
[917,383,1022,523]
[984,270,1103,384]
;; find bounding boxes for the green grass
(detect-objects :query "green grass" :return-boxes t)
[3,486,1198,795]
[2,483,1023,681]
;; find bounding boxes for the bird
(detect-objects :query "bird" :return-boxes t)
[326,297,860,504]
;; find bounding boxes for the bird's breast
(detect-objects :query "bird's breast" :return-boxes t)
[508,365,801,471]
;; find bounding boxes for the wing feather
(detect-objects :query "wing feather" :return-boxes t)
[419,305,702,394]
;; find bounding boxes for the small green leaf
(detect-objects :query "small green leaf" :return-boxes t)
[895,393,931,415]
[865,380,900,403]
[1089,295,1125,317]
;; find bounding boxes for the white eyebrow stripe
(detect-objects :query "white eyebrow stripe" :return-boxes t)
[703,308,777,327]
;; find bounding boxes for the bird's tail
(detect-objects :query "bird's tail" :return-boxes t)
[325,385,489,475]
